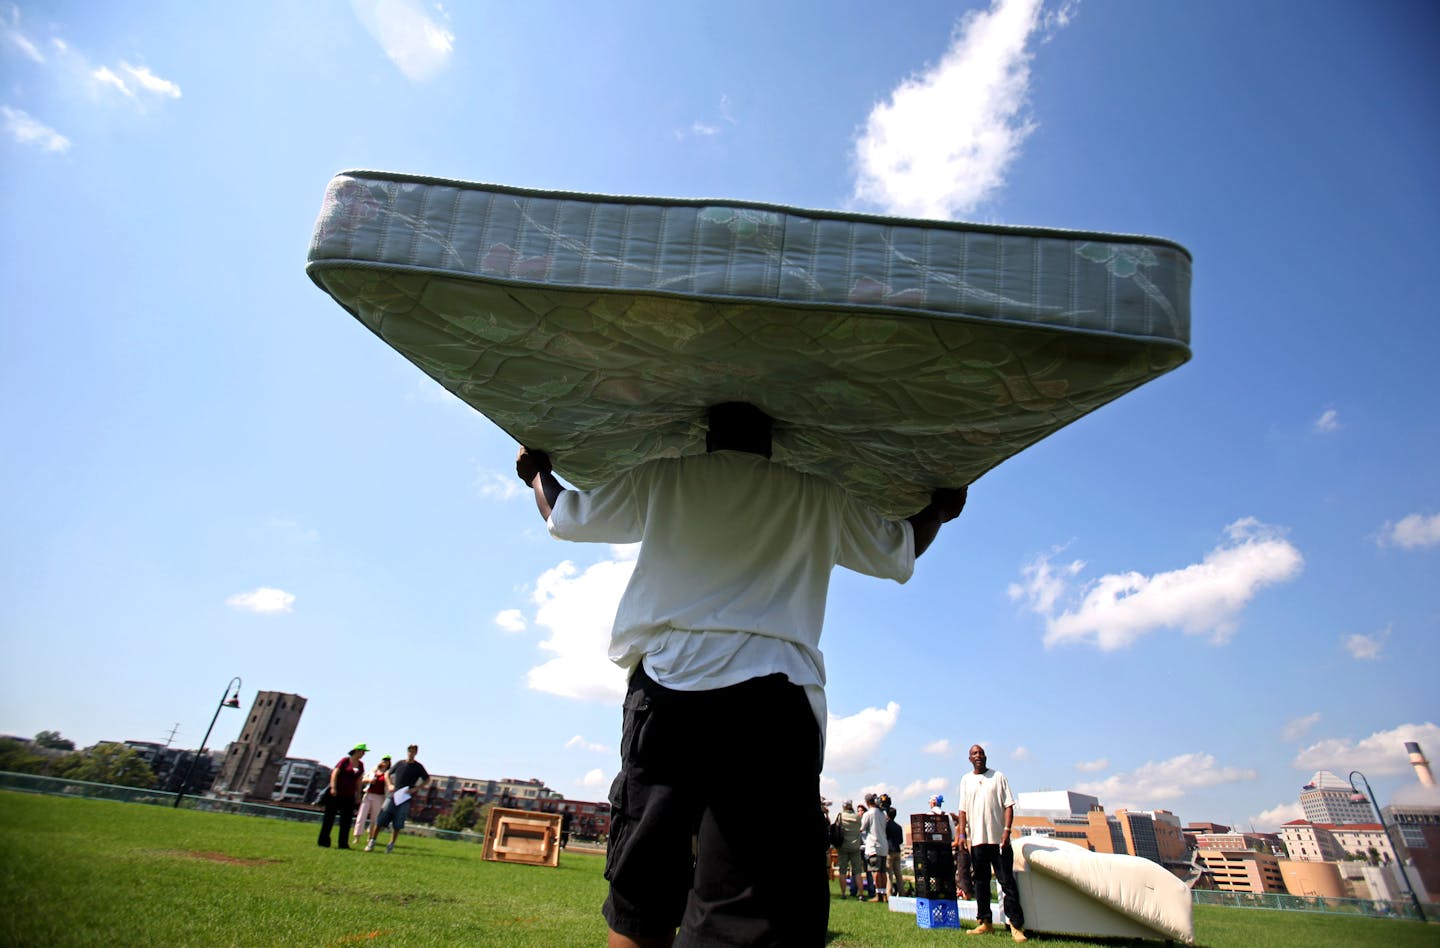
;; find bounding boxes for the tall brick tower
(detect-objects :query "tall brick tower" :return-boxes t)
[213,691,307,800]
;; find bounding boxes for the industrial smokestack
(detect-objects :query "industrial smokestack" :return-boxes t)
[1406,741,1435,788]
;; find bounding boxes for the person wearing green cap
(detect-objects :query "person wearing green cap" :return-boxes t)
[318,744,367,849]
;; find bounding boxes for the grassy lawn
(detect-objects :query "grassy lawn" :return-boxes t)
[2,791,1433,946]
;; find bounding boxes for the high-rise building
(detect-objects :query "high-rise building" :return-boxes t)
[213,691,306,801]
[1299,770,1373,824]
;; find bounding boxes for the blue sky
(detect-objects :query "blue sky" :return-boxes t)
[2,0,1437,831]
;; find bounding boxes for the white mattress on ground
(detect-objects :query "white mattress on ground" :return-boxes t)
[1015,836,1195,942]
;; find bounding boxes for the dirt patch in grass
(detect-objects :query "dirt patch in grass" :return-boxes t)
[158,849,281,866]
[334,930,393,943]
[313,884,460,907]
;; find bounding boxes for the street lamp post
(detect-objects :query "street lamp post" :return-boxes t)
[173,677,242,809]
[1349,769,1426,922]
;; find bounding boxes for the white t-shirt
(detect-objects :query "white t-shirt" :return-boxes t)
[959,769,1015,846]
[860,806,890,858]
[548,450,914,733]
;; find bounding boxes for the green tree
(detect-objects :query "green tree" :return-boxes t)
[0,738,50,775]
[33,730,75,751]
[51,744,156,789]
[435,795,481,832]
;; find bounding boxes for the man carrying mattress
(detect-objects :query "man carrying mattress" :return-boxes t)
[516,402,966,947]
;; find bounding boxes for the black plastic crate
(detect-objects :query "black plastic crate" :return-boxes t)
[911,841,958,900]
[910,812,953,843]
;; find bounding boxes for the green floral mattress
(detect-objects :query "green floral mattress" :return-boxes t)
[306,170,1192,518]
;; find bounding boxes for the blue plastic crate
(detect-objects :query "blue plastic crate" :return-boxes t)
[916,897,960,929]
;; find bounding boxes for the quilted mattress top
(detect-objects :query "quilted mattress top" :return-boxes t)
[306,170,1191,518]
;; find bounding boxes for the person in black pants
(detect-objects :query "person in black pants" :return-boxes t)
[318,744,367,848]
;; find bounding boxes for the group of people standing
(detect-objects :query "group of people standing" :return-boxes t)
[316,743,429,854]
[830,744,1027,942]
[830,793,904,903]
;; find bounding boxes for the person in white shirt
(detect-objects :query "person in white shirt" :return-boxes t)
[517,402,966,948]
[956,745,1026,942]
[859,792,891,903]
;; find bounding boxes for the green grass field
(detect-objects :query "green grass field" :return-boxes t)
[1,791,1433,946]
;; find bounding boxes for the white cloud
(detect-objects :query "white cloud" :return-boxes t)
[564,734,609,753]
[1379,512,1440,550]
[1250,801,1304,832]
[1012,745,1030,761]
[1313,408,1341,433]
[92,65,131,96]
[824,702,901,774]
[676,95,737,141]
[351,0,454,82]
[225,586,296,614]
[902,776,950,799]
[1293,722,1440,776]
[523,557,632,703]
[922,738,951,755]
[121,62,180,98]
[477,470,527,502]
[1343,627,1388,661]
[1074,752,1256,808]
[852,0,1066,219]
[1075,757,1108,773]
[1,105,69,152]
[91,62,181,101]
[1,6,45,63]
[579,767,609,789]
[1010,518,1303,650]
[1282,712,1322,741]
[493,608,527,634]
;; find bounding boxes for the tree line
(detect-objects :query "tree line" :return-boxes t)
[0,732,157,789]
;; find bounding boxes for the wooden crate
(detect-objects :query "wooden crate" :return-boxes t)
[481,807,563,867]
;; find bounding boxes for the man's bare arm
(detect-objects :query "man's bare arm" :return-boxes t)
[908,486,967,557]
[516,447,566,520]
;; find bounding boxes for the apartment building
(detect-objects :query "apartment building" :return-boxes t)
[272,758,327,804]
[1195,847,1287,894]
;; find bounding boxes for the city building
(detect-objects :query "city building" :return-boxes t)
[123,740,222,794]
[1300,771,1373,825]
[1277,859,1346,898]
[272,758,327,804]
[1279,820,1346,863]
[1194,847,1287,894]
[407,774,612,839]
[1013,792,1190,875]
[1014,790,1125,854]
[1384,801,1440,903]
[212,691,307,801]
[1115,809,1188,868]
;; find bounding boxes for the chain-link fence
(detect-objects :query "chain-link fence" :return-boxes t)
[1190,886,1431,921]
[2,770,531,846]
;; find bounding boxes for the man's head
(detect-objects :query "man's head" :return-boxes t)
[705,402,773,458]
[406,744,418,759]
[350,743,368,758]
[843,799,854,811]
[968,744,988,775]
